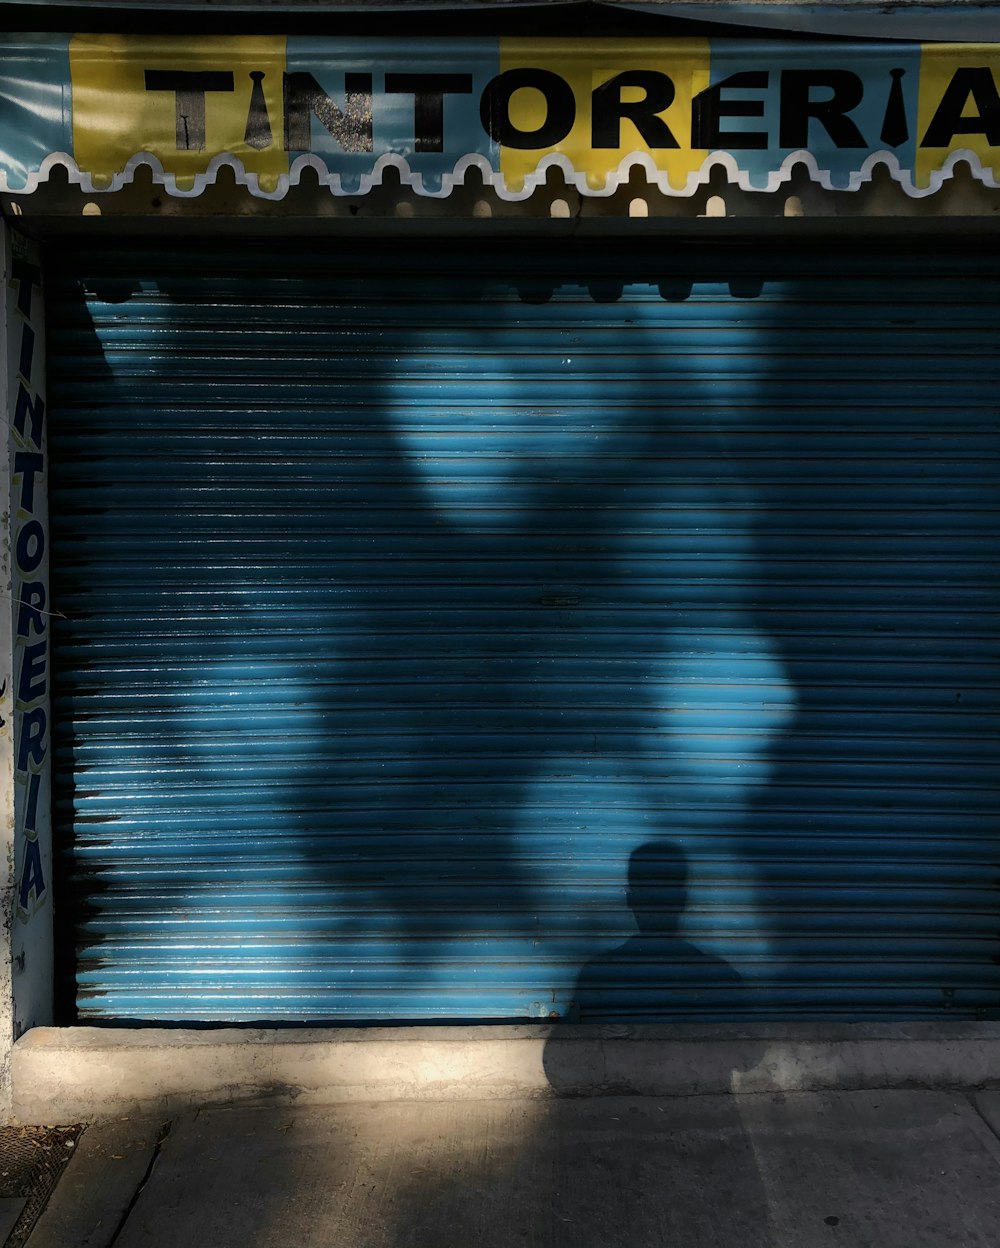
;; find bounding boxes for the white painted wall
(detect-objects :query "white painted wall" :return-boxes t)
[0,219,15,1119]
[2,219,53,1118]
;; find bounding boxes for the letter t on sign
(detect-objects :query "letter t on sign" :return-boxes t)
[144,70,236,150]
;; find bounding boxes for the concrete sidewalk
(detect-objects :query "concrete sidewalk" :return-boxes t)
[21,1090,1000,1248]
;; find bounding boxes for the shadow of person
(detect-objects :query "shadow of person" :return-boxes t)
[371,844,774,1247]
[568,839,745,1024]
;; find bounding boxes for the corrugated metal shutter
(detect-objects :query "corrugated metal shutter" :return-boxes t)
[47,238,1000,1023]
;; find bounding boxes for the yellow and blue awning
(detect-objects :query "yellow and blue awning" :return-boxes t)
[2,34,1000,199]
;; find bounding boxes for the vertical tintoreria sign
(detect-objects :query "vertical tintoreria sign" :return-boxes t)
[7,231,51,1033]
[1,36,1000,200]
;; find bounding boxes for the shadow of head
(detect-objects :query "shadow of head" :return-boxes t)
[626,840,689,937]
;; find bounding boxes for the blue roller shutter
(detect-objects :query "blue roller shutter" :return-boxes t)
[47,238,1000,1022]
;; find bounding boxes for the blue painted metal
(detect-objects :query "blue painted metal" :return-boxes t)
[47,241,1000,1023]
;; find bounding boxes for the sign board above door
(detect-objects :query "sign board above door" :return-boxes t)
[2,35,1000,202]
